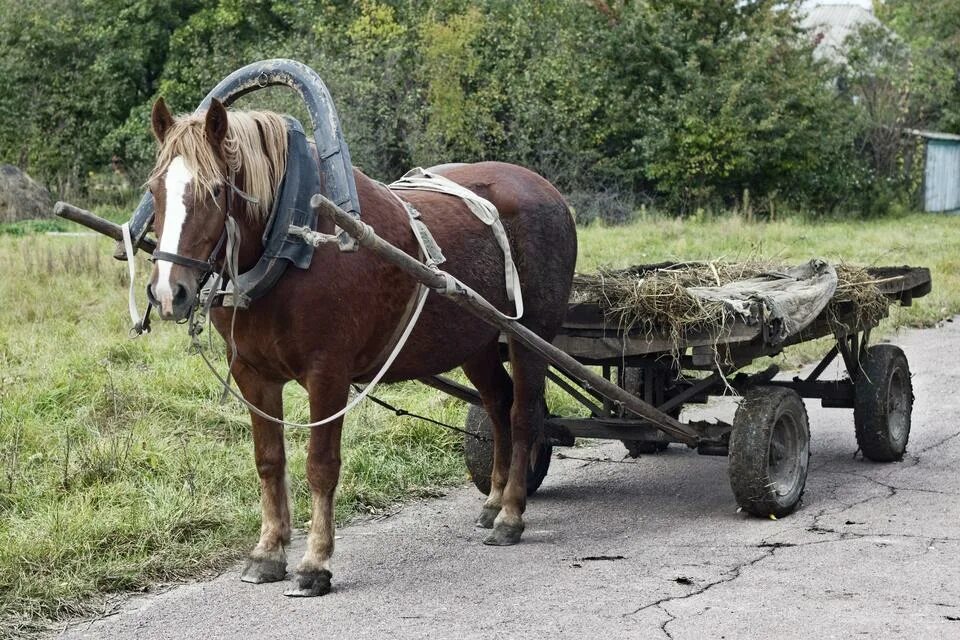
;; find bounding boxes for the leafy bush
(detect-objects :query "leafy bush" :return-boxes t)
[0,0,950,216]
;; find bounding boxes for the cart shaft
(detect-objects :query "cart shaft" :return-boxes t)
[54,201,157,255]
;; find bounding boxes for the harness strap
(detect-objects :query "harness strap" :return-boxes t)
[195,281,430,428]
[121,222,142,328]
[389,168,523,319]
[151,251,216,273]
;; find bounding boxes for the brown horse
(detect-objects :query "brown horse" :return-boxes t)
[145,97,577,597]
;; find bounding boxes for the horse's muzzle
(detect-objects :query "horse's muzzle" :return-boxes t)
[146,280,196,321]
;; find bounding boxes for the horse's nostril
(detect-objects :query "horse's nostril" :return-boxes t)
[172,283,188,305]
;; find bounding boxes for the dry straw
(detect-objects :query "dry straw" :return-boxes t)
[570,261,889,356]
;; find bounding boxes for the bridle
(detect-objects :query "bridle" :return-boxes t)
[139,174,258,331]
[150,230,227,276]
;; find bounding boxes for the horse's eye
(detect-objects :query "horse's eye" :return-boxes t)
[212,185,222,198]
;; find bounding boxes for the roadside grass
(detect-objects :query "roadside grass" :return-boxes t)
[0,210,957,636]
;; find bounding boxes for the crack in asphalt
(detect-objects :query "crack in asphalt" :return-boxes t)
[627,444,960,635]
[623,547,777,620]
[657,604,677,639]
[914,429,960,456]
[626,527,956,637]
[901,429,960,468]
[830,468,960,497]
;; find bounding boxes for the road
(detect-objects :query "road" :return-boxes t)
[60,320,960,640]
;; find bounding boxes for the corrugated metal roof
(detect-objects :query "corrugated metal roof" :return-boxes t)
[800,4,880,61]
[907,129,960,142]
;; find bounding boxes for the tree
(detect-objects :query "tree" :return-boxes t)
[0,0,195,195]
[875,0,960,133]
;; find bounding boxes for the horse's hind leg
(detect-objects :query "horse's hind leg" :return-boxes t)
[462,343,514,529]
[234,366,290,584]
[484,339,547,546]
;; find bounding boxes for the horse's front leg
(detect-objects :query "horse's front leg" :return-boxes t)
[234,365,290,584]
[285,375,348,597]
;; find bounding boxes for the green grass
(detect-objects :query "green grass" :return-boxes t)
[1,210,958,636]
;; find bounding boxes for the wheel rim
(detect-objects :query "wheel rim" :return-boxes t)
[768,412,807,498]
[886,367,910,443]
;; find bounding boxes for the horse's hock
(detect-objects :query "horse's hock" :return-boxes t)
[0,164,51,223]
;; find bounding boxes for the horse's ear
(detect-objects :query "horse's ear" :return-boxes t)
[205,98,229,152]
[151,98,175,144]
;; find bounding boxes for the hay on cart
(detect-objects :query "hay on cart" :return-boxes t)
[570,261,889,357]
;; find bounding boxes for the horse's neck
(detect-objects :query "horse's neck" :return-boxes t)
[234,212,266,272]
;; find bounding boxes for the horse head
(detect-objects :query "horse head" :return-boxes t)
[144,97,288,320]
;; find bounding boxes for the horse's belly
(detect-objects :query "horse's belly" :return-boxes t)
[365,293,502,383]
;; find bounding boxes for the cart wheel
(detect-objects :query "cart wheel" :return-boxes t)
[729,387,810,518]
[463,404,552,496]
[854,345,913,462]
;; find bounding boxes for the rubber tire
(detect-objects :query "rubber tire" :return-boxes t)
[729,387,810,518]
[463,404,552,497]
[854,344,913,462]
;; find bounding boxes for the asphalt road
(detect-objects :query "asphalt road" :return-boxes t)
[59,320,960,640]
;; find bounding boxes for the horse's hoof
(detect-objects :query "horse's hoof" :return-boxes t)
[482,520,524,546]
[475,506,499,529]
[284,569,333,597]
[240,557,287,584]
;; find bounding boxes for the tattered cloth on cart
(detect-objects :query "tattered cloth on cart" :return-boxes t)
[571,259,845,347]
[684,259,837,344]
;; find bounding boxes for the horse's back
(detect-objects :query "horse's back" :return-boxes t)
[406,161,577,332]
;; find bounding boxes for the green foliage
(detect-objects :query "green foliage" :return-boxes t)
[0,0,195,196]
[876,0,960,133]
[0,0,950,215]
[600,1,863,213]
[839,1,960,215]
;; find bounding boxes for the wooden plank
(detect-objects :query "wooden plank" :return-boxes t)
[553,322,760,359]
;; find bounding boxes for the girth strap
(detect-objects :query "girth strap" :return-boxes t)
[389,167,523,319]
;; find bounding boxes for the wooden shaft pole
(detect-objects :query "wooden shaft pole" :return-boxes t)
[53,201,157,254]
[311,194,700,445]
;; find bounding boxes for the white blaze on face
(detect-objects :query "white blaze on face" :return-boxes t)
[155,156,193,313]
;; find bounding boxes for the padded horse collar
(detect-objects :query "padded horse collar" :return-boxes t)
[222,116,322,307]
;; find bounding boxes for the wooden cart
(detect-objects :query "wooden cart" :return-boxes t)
[459,264,931,517]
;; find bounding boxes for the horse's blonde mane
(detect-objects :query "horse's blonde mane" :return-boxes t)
[149,110,289,220]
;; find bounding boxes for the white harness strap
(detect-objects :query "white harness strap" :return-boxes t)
[389,167,524,319]
[121,222,147,333]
